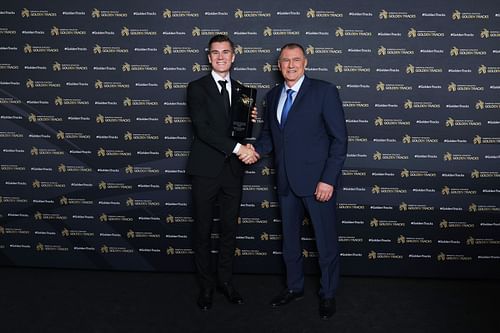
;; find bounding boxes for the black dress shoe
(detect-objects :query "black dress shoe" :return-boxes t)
[270,289,304,307]
[319,297,336,320]
[197,289,213,311]
[217,282,244,304]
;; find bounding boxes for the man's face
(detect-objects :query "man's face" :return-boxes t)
[208,41,235,77]
[278,47,307,86]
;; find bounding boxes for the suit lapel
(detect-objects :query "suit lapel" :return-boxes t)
[275,77,311,129]
[288,76,310,118]
[271,85,283,128]
[205,75,229,120]
[230,79,241,117]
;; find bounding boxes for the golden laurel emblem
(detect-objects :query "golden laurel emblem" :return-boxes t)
[240,94,254,107]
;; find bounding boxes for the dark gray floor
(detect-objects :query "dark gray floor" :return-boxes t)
[0,266,498,333]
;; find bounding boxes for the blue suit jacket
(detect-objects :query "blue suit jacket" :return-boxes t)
[255,76,348,196]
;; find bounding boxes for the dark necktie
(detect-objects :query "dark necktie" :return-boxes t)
[218,80,230,115]
[280,89,294,128]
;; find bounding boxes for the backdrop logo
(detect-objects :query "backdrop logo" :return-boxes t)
[91,8,101,18]
[406,64,443,74]
[448,82,484,92]
[450,46,486,56]
[263,63,271,72]
[335,27,371,37]
[192,63,210,72]
[21,8,56,18]
[23,44,59,54]
[122,62,158,72]
[407,28,444,38]
[480,28,500,38]
[163,9,172,18]
[91,9,127,18]
[475,100,500,110]
[261,166,275,176]
[478,64,500,74]
[306,8,342,18]
[307,8,316,18]
[50,26,59,36]
[452,10,489,20]
[21,8,30,18]
[234,9,271,18]
[121,27,129,36]
[261,200,279,208]
[306,45,342,55]
[163,9,199,18]
[379,9,416,19]
[473,135,500,144]
[192,27,226,37]
[372,151,409,161]
[443,152,480,161]
[376,82,412,91]
[379,10,388,19]
[378,45,414,55]
[121,26,156,36]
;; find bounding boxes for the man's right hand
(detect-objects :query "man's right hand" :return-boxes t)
[237,144,260,164]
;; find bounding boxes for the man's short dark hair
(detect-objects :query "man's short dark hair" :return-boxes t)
[279,43,306,57]
[208,34,234,52]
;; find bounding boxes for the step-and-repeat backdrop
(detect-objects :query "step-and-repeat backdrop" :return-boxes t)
[1,0,499,278]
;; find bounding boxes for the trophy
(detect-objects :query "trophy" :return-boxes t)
[230,86,257,138]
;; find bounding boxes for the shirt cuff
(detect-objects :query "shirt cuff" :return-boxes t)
[233,143,241,155]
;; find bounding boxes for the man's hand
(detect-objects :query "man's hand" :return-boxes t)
[237,144,260,164]
[315,182,334,202]
[251,107,258,123]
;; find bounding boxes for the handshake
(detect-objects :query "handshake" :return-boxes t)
[237,144,260,165]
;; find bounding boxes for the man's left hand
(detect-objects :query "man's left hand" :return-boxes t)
[315,182,334,202]
[251,107,258,123]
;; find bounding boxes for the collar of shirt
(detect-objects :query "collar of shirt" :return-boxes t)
[277,75,305,122]
[283,75,305,95]
[211,70,232,94]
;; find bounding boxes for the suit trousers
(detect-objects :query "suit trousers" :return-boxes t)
[279,190,340,298]
[191,162,242,290]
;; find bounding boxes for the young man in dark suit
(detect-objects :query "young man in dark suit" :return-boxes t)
[186,35,258,311]
[254,43,348,320]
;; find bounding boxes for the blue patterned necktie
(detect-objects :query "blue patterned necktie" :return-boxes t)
[280,89,294,128]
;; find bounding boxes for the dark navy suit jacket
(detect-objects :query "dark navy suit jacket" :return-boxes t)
[255,76,348,196]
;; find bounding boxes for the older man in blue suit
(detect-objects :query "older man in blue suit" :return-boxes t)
[254,43,348,320]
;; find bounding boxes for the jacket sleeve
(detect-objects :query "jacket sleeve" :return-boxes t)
[320,84,348,187]
[253,91,275,156]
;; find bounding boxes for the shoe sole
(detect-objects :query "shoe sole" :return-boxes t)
[271,295,304,307]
